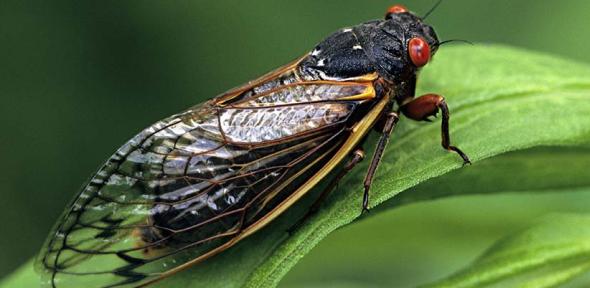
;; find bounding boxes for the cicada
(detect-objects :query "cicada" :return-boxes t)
[37,4,470,287]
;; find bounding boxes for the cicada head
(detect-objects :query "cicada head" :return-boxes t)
[300,4,440,86]
[369,5,440,82]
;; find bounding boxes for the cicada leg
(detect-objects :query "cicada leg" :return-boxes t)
[401,93,471,165]
[362,111,399,214]
[315,149,366,212]
[288,149,366,234]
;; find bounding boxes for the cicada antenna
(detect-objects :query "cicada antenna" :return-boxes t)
[439,39,474,46]
[423,0,443,20]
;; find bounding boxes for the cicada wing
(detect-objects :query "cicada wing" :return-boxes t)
[36,78,376,287]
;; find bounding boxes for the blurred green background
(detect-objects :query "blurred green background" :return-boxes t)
[1,0,590,287]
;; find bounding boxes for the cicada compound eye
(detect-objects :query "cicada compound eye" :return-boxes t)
[385,4,408,18]
[408,37,431,67]
[387,4,408,14]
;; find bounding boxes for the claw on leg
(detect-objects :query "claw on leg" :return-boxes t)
[362,186,371,214]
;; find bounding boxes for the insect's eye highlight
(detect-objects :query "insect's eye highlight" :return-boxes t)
[385,4,408,18]
[408,37,431,67]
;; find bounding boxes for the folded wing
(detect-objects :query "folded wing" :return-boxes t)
[36,73,377,287]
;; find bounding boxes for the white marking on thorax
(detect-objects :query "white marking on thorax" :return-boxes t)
[353,45,362,50]
[317,59,326,67]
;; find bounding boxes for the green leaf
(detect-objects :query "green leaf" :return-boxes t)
[281,147,590,288]
[3,45,590,288]
[422,213,590,288]
[386,146,590,208]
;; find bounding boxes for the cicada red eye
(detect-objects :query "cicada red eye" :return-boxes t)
[386,4,408,15]
[408,37,431,67]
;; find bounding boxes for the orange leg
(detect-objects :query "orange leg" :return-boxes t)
[401,93,471,165]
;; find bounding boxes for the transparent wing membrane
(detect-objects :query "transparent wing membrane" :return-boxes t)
[37,63,377,287]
